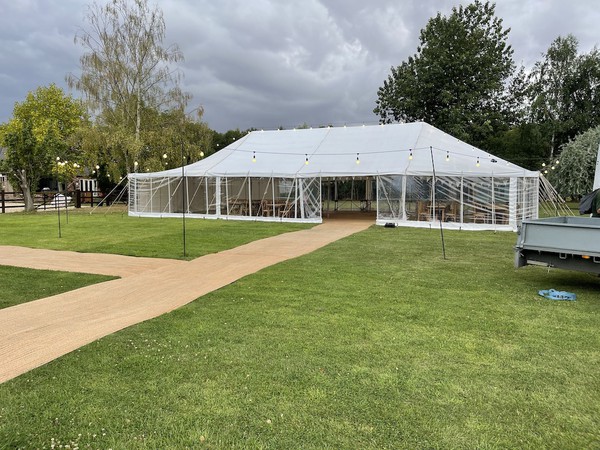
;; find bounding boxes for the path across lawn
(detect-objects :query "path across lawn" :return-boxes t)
[0,218,371,383]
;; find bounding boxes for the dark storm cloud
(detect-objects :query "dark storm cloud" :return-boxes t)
[1,0,599,132]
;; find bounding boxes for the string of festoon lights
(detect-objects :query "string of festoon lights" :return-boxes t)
[540,159,560,174]
[244,144,508,167]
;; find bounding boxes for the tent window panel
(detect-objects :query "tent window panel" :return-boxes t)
[302,177,321,219]
[493,178,510,225]
[141,177,174,214]
[188,177,207,214]
[219,178,228,215]
[377,175,402,220]
[516,177,538,222]
[206,178,219,215]
[406,176,433,221]
[462,177,496,224]
[187,177,206,214]
[435,177,461,223]
[275,178,298,219]
[250,177,273,217]
[226,178,250,216]
[170,177,185,213]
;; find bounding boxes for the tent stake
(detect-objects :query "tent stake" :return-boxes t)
[430,146,446,260]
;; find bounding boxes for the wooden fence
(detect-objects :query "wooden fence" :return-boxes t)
[0,190,126,213]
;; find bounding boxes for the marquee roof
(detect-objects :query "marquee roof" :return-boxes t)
[131,122,538,179]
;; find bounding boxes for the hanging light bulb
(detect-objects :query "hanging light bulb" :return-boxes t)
[445,151,449,162]
[356,153,360,165]
[476,157,480,167]
[252,151,256,163]
[305,154,309,165]
[409,149,413,160]
[556,159,560,164]
[200,151,204,158]
[542,163,546,167]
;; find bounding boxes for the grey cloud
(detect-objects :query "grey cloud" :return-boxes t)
[1,0,600,132]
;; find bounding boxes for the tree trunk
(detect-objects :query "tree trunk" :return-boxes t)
[17,169,35,212]
[135,84,141,142]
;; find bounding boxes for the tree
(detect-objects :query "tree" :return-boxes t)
[67,0,189,154]
[71,107,213,179]
[374,1,515,148]
[528,35,600,159]
[210,129,253,154]
[545,125,600,199]
[0,84,86,211]
[528,35,579,159]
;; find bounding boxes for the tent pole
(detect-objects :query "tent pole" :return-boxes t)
[430,146,446,260]
[181,143,186,258]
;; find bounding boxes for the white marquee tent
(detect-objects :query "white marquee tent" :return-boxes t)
[128,122,540,230]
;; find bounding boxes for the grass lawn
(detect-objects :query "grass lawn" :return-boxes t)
[0,265,116,309]
[0,207,312,260]
[0,226,599,448]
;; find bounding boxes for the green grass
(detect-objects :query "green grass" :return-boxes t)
[0,208,312,259]
[0,226,598,448]
[0,265,116,309]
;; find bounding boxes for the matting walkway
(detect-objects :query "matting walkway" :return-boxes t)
[0,219,371,383]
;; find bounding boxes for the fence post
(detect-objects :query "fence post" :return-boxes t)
[75,190,81,208]
[1,191,4,214]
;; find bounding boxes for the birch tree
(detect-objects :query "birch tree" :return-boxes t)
[67,0,190,172]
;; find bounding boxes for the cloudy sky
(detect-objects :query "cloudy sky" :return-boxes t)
[1,0,599,132]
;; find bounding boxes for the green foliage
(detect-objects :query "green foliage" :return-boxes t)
[0,84,86,209]
[1,120,50,193]
[68,107,213,181]
[0,227,598,448]
[545,125,600,198]
[67,0,188,137]
[486,122,550,169]
[527,34,600,158]
[374,1,515,148]
[65,0,212,181]
[211,128,253,154]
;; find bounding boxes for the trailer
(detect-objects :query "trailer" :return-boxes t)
[515,216,600,275]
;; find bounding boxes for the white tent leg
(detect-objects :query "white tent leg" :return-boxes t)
[299,178,305,219]
[401,175,407,220]
[509,178,518,228]
[215,176,221,218]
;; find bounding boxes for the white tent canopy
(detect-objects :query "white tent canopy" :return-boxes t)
[129,122,540,230]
